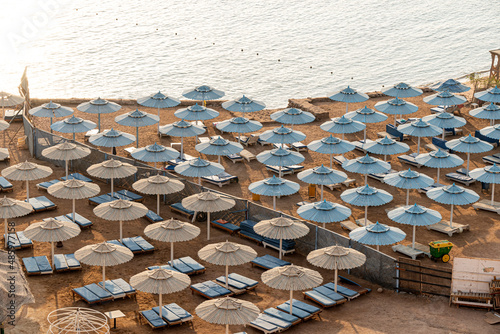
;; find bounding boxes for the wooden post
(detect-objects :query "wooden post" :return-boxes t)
[489,49,500,84]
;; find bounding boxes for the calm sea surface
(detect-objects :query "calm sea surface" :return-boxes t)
[1,0,499,108]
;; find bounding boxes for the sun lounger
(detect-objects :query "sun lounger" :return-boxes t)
[225,153,244,163]
[285,299,321,317]
[0,177,13,192]
[272,143,290,150]
[430,106,448,114]
[304,288,346,308]
[62,173,93,182]
[476,130,499,147]
[190,120,206,129]
[353,139,376,153]
[397,154,423,168]
[251,255,291,270]
[115,189,144,202]
[124,147,136,157]
[445,172,475,186]
[296,201,312,207]
[332,155,348,165]
[152,306,182,326]
[4,233,20,249]
[167,258,194,275]
[472,199,500,213]
[22,256,53,275]
[211,219,240,234]
[36,179,60,191]
[266,165,293,176]
[98,280,128,299]
[147,264,176,271]
[27,197,44,212]
[228,273,258,289]
[202,171,238,187]
[6,231,33,249]
[426,221,469,236]
[140,309,168,329]
[324,282,359,300]
[37,196,57,210]
[263,308,301,326]
[291,142,308,152]
[262,238,295,255]
[146,304,193,328]
[216,274,258,292]
[250,314,292,334]
[197,136,210,144]
[190,280,232,299]
[53,254,81,272]
[121,237,152,254]
[239,149,256,162]
[169,256,205,275]
[169,202,195,219]
[4,109,22,122]
[131,236,155,252]
[238,134,259,147]
[84,129,99,140]
[395,117,418,125]
[368,169,398,183]
[418,182,444,194]
[338,275,371,295]
[385,124,408,141]
[276,300,319,321]
[88,194,115,205]
[483,153,500,165]
[145,210,164,223]
[64,213,93,228]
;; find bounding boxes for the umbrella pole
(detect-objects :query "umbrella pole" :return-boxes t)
[51,241,54,269]
[289,290,293,315]
[334,262,338,292]
[363,128,366,143]
[321,184,324,201]
[466,152,470,175]
[376,245,380,251]
[111,178,114,197]
[364,205,367,226]
[437,168,441,184]
[159,289,162,318]
[412,225,416,250]
[4,218,7,248]
[323,222,326,229]
[198,177,201,186]
[279,166,281,179]
[218,156,221,164]
[330,153,333,168]
[98,114,101,132]
[364,174,367,186]
[65,159,69,178]
[225,264,229,289]
[102,264,106,290]
[181,137,184,160]
[73,132,75,141]
[279,238,283,260]
[449,204,454,228]
[442,129,445,140]
[120,220,123,243]
[384,154,387,162]
[157,194,160,216]
[394,115,396,126]
[406,189,409,206]
[273,196,276,210]
[26,180,29,201]
[417,137,420,155]
[492,183,496,206]
[207,211,210,240]
[157,107,160,133]
[72,198,76,224]
[50,118,53,133]
[171,242,174,264]
[136,127,139,148]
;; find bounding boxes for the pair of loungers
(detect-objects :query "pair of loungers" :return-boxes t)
[202,171,239,187]
[265,165,304,176]
[191,274,258,298]
[0,176,13,192]
[271,142,308,152]
[46,214,92,229]
[26,196,57,212]
[140,303,193,329]
[37,173,94,190]
[22,256,53,275]
[148,256,206,275]
[4,231,33,249]
[251,255,291,270]
[73,279,136,304]
[89,190,144,205]
[145,210,164,223]
[107,237,154,254]
[211,219,241,234]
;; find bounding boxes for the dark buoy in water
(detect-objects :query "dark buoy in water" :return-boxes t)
[278,59,280,62]
[156,28,158,30]
[241,49,243,51]
[256,53,259,55]
[310,66,312,69]
[195,37,197,39]
[331,72,333,74]
[136,23,138,25]
[213,43,215,45]
[175,33,177,35]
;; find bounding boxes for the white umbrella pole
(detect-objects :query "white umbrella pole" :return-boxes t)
[330,153,333,168]
[51,241,54,269]
[406,189,410,206]
[50,118,53,133]
[26,180,29,201]
[136,127,139,148]
[157,107,160,133]
[377,245,380,251]
[364,205,368,226]
[181,137,184,160]
[279,238,283,260]
[225,264,229,289]
[73,132,75,141]
[492,183,496,206]
[111,178,114,197]
[218,155,221,164]
[102,264,106,290]
[323,222,326,229]
[449,204,454,228]
[72,198,76,224]
[364,174,367,186]
[321,184,324,201]
[226,324,229,334]
[289,290,294,315]
[198,176,201,186]
[4,218,7,248]
[466,152,470,175]
[157,194,160,216]
[98,114,101,132]
[412,225,416,250]
[384,154,387,162]
[334,262,338,292]
[207,211,210,240]
[417,137,420,155]
[394,115,397,126]
[171,242,174,264]
[65,159,69,178]
[437,168,441,184]
[279,166,281,179]
[345,103,348,115]
[159,288,163,318]
[341,134,345,158]
[442,129,445,140]
[119,220,123,243]
[363,128,366,143]
[273,196,276,210]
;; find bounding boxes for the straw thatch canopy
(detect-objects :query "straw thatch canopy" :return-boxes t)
[307,245,366,271]
[1,161,52,181]
[93,199,148,221]
[198,241,257,266]
[261,264,323,291]
[144,218,200,243]
[0,197,33,219]
[87,159,137,180]
[130,268,191,295]
[74,242,133,266]
[254,217,309,240]
[196,296,260,326]
[41,142,91,161]
[47,307,110,334]
[182,191,236,213]
[23,218,80,242]
[48,179,100,200]
[132,175,185,195]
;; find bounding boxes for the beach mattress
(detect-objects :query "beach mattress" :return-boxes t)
[62,173,93,182]
[117,189,143,201]
[0,177,13,190]
[258,313,292,329]
[314,285,346,301]
[179,256,205,272]
[169,258,194,274]
[5,233,20,249]
[37,179,60,190]
[17,232,32,247]
[100,280,126,298]
[89,194,115,205]
[165,303,192,320]
[191,281,231,298]
[215,276,248,290]
[146,210,163,223]
[34,256,52,274]
[131,236,154,252]
[22,257,40,274]
[263,308,300,324]
[170,202,194,215]
[276,303,311,319]
[324,282,358,297]
[65,254,81,269]
[73,287,100,304]
[228,273,258,288]
[112,278,136,294]
[304,290,337,307]
[251,255,291,269]
[152,306,182,323]
[53,254,69,271]
[141,310,167,328]
[212,219,240,232]
[148,264,176,271]
[27,197,45,211]
[250,317,280,333]
[65,213,92,227]
[121,238,142,253]
[86,283,112,299]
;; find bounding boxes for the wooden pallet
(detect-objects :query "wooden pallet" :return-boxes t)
[450,292,493,309]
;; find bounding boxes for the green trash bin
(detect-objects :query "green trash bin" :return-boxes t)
[429,240,453,263]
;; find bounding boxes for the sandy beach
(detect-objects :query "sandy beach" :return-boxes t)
[6,90,500,333]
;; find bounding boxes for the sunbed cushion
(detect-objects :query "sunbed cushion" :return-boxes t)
[34,256,52,273]
[100,280,125,297]
[250,318,279,332]
[16,232,32,246]
[37,179,60,189]
[276,303,310,319]
[148,264,176,271]
[286,299,320,314]
[152,306,181,323]
[191,282,222,298]
[258,313,292,329]
[141,310,167,328]
[22,257,39,274]
[0,177,13,189]
[65,213,92,227]
[215,276,247,290]
[117,190,143,201]
[169,258,194,274]
[179,256,204,272]
[228,273,258,288]
[121,238,142,253]
[53,254,68,271]
[263,308,300,324]
[212,219,240,232]
[314,285,346,301]
[146,210,163,223]
[170,202,194,215]
[446,172,474,183]
[304,290,337,307]
[324,282,358,297]
[62,173,93,182]
[107,240,122,247]
[36,196,56,209]
[251,255,291,269]
[73,287,100,303]
[89,194,115,205]
[112,278,136,294]
[131,236,154,252]
[165,303,191,320]
[65,254,81,268]
[85,283,112,299]
[27,197,45,211]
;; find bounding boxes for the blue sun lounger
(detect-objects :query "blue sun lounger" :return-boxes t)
[36,179,61,191]
[215,275,257,293]
[147,264,175,271]
[250,314,289,334]
[483,153,500,165]
[26,197,46,212]
[332,155,348,165]
[445,172,475,186]
[73,283,114,304]
[62,173,93,182]
[169,202,195,219]
[145,210,163,223]
[266,165,293,176]
[0,177,13,192]
[152,306,182,326]
[88,194,115,205]
[53,254,81,272]
[190,280,232,299]
[353,139,376,153]
[121,238,142,253]
[140,309,168,329]
[22,256,53,275]
[5,231,33,249]
[368,169,398,183]
[251,255,291,270]
[131,236,155,252]
[276,301,316,321]
[202,172,239,187]
[151,303,193,326]
[225,153,244,163]
[98,280,127,299]
[476,130,499,147]
[211,219,240,234]
[304,285,347,308]
[64,213,93,228]
[37,196,57,210]
[116,189,144,202]
[324,282,359,300]
[168,256,205,275]
[291,142,308,152]
[228,273,258,289]
[263,308,301,325]
[397,153,423,168]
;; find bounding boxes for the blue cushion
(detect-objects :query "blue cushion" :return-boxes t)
[204,281,231,296]
[169,258,194,274]
[99,280,125,297]
[131,236,154,252]
[85,283,112,299]
[191,283,220,298]
[263,308,300,324]
[117,190,143,201]
[107,240,122,247]
[258,313,292,329]
[276,303,310,319]
[112,278,135,294]
[179,256,204,272]
[314,286,346,301]
[16,232,32,247]
[324,282,358,297]
[141,310,167,328]
[5,233,20,249]
[212,220,240,232]
[152,306,181,323]
[170,202,194,215]
[37,179,59,189]
[228,273,258,288]
[36,196,56,209]
[65,213,92,227]
[22,257,39,273]
[0,176,13,189]
[250,318,279,332]
[164,303,191,320]
[121,238,142,253]
[304,290,337,307]
[62,173,93,182]
[64,254,81,268]
[73,287,100,303]
[146,210,163,222]
[109,192,132,201]
[215,276,247,290]
[53,254,68,271]
[286,299,320,314]
[262,255,291,267]
[148,264,176,271]
[27,198,44,211]
[34,256,52,273]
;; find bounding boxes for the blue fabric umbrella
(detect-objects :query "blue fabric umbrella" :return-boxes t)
[345,106,387,142]
[470,103,500,126]
[51,115,96,140]
[427,183,479,228]
[474,86,500,103]
[329,86,369,114]
[77,98,122,132]
[159,119,206,159]
[382,82,423,98]
[431,79,471,93]
[256,147,305,173]
[320,116,366,140]
[297,200,351,228]
[397,119,442,154]
[297,165,348,200]
[249,175,300,210]
[174,103,219,121]
[222,95,265,113]
[446,134,493,174]
[415,149,464,184]
[374,97,418,125]
[422,112,466,140]
[342,154,391,185]
[270,108,315,128]
[469,164,500,206]
[195,136,243,163]
[259,125,306,144]
[349,222,405,251]
[174,158,224,185]
[307,135,355,168]
[387,204,442,249]
[423,91,467,106]
[364,136,409,161]
[215,117,263,134]
[29,101,74,132]
[383,169,434,205]
[182,85,225,102]
[131,142,180,168]
[137,91,181,132]
[89,128,136,149]
[115,109,160,148]
[341,185,393,226]
[479,124,500,140]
